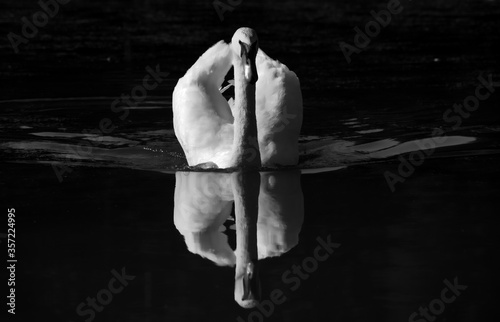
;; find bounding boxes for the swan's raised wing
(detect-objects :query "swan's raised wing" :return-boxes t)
[172,41,234,166]
[255,49,303,166]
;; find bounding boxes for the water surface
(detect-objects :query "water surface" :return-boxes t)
[1,0,499,321]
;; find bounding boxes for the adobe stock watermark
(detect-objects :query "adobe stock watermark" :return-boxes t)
[384,73,498,192]
[339,0,407,63]
[7,0,72,54]
[71,267,135,322]
[51,65,169,182]
[409,276,467,322]
[237,235,340,322]
[213,0,243,21]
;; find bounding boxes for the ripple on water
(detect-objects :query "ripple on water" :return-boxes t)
[0,97,494,175]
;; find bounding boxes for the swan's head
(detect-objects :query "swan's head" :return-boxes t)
[234,261,261,308]
[231,27,259,85]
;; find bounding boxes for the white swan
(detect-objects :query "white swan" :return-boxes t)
[172,27,303,168]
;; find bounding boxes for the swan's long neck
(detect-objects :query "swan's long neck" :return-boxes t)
[231,58,261,168]
[232,171,261,308]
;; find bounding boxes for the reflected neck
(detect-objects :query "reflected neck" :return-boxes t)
[232,171,261,307]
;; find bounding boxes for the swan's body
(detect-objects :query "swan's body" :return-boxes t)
[173,28,302,168]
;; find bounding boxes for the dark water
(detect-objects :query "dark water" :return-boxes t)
[1,0,500,321]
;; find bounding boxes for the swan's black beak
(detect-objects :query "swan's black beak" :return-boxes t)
[239,40,259,85]
[237,261,261,308]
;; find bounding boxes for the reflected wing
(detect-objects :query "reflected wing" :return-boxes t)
[257,171,304,259]
[255,49,303,166]
[173,172,235,266]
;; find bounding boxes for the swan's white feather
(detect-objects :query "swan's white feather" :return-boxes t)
[255,49,303,165]
[173,40,235,167]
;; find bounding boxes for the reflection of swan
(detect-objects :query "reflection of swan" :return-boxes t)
[172,27,303,168]
[173,170,303,308]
